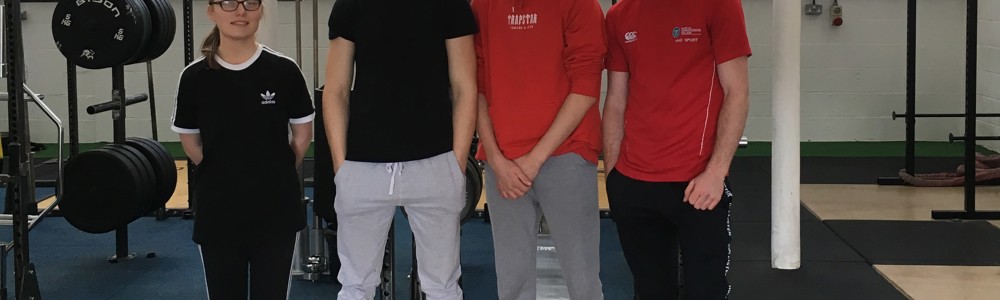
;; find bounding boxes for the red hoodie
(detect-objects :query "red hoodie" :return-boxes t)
[472,0,607,164]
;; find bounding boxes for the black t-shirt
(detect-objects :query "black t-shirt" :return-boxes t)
[172,45,314,244]
[328,0,477,162]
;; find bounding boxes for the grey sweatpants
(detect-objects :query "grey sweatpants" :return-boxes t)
[484,153,604,300]
[334,152,465,300]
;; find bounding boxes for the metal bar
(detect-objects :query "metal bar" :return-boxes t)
[312,0,319,88]
[1,242,6,300]
[147,61,158,140]
[5,0,32,294]
[949,134,1000,142]
[962,0,977,214]
[87,93,149,115]
[905,0,916,176]
[932,211,1000,220]
[68,60,79,157]
[295,0,301,65]
[892,112,1000,119]
[0,92,38,101]
[933,0,996,221]
[184,0,194,65]
[115,225,129,260]
[112,65,131,261]
[380,223,395,299]
[183,0,196,221]
[22,84,64,230]
[0,215,39,221]
[0,219,38,227]
[24,84,60,125]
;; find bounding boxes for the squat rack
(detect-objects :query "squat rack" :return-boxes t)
[878,0,999,220]
[2,0,63,298]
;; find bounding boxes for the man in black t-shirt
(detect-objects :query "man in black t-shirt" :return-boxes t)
[322,0,478,299]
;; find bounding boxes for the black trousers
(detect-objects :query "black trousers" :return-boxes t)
[606,169,733,300]
[200,232,298,300]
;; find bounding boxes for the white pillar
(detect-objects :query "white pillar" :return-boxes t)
[771,0,801,270]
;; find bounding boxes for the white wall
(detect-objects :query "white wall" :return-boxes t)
[3,0,333,143]
[0,0,982,144]
[746,0,968,142]
[978,0,1000,150]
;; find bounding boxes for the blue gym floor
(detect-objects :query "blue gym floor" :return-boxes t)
[0,187,633,299]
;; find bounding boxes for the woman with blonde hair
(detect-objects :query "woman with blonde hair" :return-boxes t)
[172,0,314,298]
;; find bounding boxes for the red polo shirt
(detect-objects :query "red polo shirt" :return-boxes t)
[472,0,607,164]
[606,0,751,182]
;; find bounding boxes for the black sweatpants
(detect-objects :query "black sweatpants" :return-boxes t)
[606,169,733,300]
[199,232,298,300]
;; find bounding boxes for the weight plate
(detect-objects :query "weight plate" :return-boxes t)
[144,0,175,62]
[401,156,483,225]
[131,0,173,63]
[124,138,171,210]
[103,144,157,221]
[95,146,150,224]
[52,0,152,69]
[460,157,483,225]
[125,137,177,210]
[61,149,143,233]
[129,137,177,204]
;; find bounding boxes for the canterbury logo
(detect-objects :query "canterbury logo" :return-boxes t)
[624,31,638,43]
[260,90,276,104]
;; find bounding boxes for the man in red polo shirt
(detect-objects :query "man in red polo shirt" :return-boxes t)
[472,0,606,298]
[603,0,751,299]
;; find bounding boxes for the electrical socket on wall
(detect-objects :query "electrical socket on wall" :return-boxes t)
[805,3,823,16]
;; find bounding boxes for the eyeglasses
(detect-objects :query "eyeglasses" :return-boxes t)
[210,0,262,12]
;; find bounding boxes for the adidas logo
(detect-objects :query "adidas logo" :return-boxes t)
[260,90,276,104]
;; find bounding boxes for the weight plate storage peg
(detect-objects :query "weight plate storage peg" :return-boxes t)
[52,0,153,69]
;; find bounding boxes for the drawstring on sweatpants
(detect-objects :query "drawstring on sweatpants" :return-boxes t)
[386,163,403,195]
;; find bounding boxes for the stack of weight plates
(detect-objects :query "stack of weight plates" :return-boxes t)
[61,138,176,233]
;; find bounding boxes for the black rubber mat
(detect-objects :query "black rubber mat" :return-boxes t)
[731,222,862,262]
[826,220,1000,265]
[730,156,971,185]
[802,157,969,184]
[730,188,820,222]
[729,261,908,300]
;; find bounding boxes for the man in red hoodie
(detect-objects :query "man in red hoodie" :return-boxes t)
[472,0,606,299]
[603,0,751,299]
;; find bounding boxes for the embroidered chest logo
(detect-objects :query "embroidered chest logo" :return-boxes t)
[507,12,538,30]
[624,31,638,43]
[261,90,276,105]
[673,26,703,43]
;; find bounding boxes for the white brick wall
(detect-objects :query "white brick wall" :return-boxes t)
[978,0,1000,150]
[0,0,982,144]
[1,0,335,143]
[745,0,969,142]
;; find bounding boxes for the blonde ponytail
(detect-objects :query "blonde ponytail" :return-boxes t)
[201,26,221,69]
